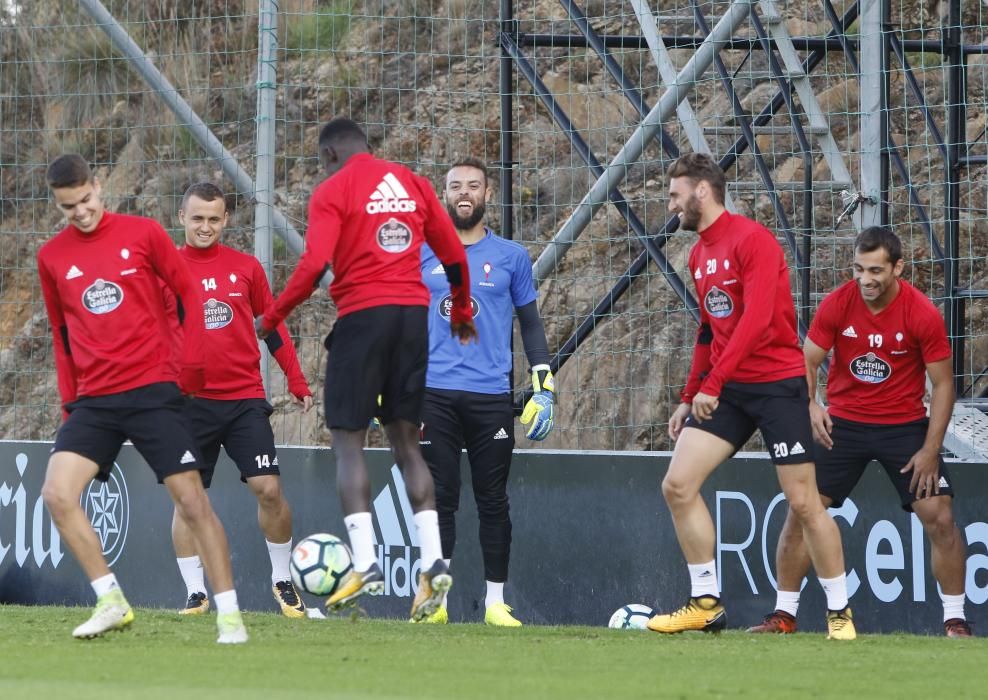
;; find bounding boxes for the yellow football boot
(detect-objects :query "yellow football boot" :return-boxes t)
[647,596,727,634]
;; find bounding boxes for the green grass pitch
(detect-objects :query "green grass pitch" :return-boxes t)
[0,605,983,699]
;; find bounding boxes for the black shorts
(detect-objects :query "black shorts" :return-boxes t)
[323,305,428,430]
[54,382,202,484]
[816,416,954,512]
[685,376,815,465]
[183,397,279,488]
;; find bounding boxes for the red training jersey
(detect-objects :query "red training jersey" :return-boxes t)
[262,153,472,329]
[36,211,206,408]
[808,279,951,424]
[164,243,311,401]
[682,211,804,400]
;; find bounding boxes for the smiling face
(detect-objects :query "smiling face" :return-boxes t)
[52,179,105,233]
[667,176,704,232]
[444,165,490,231]
[853,246,904,309]
[180,194,228,249]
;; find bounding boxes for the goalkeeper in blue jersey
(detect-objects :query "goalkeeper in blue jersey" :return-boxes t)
[418,157,554,626]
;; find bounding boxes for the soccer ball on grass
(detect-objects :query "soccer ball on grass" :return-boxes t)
[608,603,655,630]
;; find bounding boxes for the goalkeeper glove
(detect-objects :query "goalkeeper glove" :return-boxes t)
[520,364,555,441]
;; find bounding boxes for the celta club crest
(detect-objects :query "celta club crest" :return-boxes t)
[80,466,130,566]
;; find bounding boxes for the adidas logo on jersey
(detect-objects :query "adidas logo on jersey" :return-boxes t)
[366,173,417,214]
[430,263,445,275]
[939,476,949,489]
[371,465,423,597]
[179,450,196,464]
[790,441,805,456]
[842,326,858,338]
[493,427,510,440]
[66,265,83,280]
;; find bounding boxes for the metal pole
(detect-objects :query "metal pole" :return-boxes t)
[255,0,278,393]
[532,0,754,285]
[77,0,331,287]
[858,0,883,228]
[945,0,965,394]
[499,0,515,242]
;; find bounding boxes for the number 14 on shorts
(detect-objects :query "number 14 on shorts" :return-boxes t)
[254,454,277,468]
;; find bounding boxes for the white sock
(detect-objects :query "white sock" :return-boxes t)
[941,592,966,622]
[413,509,443,567]
[819,573,849,611]
[775,590,800,617]
[344,512,377,571]
[177,555,207,596]
[213,589,240,614]
[485,581,505,609]
[688,560,719,599]
[91,573,120,598]
[266,539,293,584]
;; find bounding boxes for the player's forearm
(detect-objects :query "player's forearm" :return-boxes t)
[269,325,311,397]
[516,301,550,367]
[924,381,955,451]
[805,360,822,403]
[682,323,713,402]
[52,325,78,408]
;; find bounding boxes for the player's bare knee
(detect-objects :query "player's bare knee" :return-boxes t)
[920,506,958,545]
[661,475,695,506]
[41,480,75,517]
[250,477,283,508]
[172,487,214,525]
[784,490,820,524]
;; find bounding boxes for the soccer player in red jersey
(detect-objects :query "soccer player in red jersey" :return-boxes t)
[165,182,314,619]
[257,118,477,621]
[36,154,247,643]
[750,227,972,637]
[647,153,854,640]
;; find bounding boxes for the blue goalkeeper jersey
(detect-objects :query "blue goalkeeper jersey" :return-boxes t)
[421,229,537,394]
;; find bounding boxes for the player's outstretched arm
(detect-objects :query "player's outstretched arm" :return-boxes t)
[417,175,475,342]
[259,190,340,336]
[249,257,313,411]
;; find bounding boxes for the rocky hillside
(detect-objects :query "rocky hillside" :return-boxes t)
[1,0,986,450]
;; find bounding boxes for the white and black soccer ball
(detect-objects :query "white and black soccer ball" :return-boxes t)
[608,603,655,630]
[290,533,353,596]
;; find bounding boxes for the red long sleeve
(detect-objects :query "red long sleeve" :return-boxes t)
[249,257,310,399]
[681,323,712,403]
[37,259,78,412]
[685,212,804,398]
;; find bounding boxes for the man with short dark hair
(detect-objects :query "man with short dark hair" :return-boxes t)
[749,226,972,637]
[37,154,247,643]
[415,157,554,626]
[166,182,314,618]
[258,118,477,621]
[648,152,854,640]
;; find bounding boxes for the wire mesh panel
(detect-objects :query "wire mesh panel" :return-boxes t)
[1,1,986,451]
